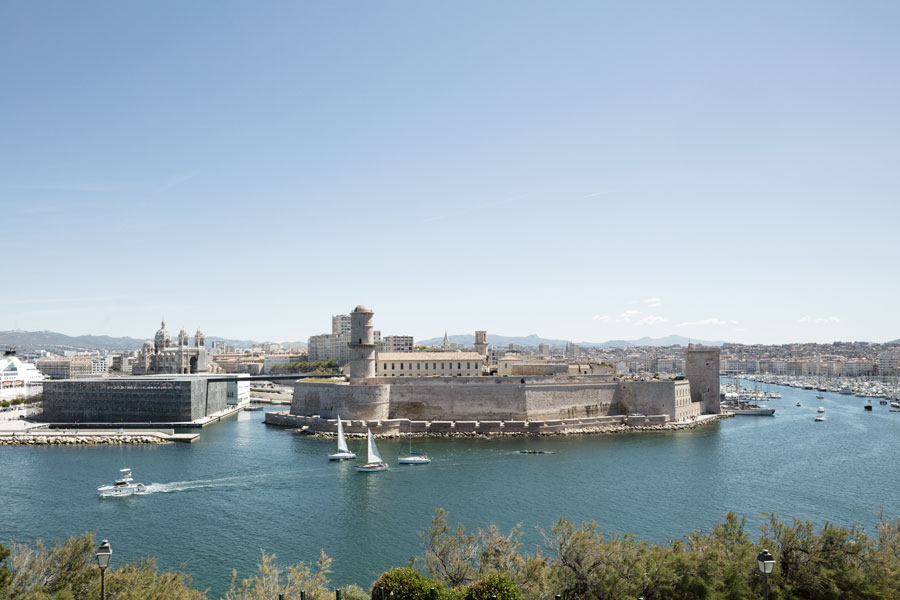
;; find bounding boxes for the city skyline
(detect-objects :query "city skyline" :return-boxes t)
[3,1,899,344]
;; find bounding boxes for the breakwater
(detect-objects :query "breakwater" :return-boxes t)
[265,411,728,437]
[0,429,197,445]
[0,434,170,445]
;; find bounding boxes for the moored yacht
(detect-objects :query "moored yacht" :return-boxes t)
[98,468,146,497]
[398,420,431,464]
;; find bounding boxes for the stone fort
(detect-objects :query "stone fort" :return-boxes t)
[270,305,721,435]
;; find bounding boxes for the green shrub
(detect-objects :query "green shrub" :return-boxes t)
[371,567,439,600]
[465,574,521,600]
[340,583,370,600]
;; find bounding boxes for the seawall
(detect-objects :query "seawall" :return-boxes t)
[265,411,729,437]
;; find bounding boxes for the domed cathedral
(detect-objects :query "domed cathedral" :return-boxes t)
[133,320,210,375]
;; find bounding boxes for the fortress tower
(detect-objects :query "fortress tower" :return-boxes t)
[474,330,488,356]
[685,343,721,414]
[348,304,376,383]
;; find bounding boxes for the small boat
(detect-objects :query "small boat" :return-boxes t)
[518,450,555,454]
[398,421,430,465]
[98,468,146,497]
[817,407,825,413]
[891,401,900,409]
[864,404,873,411]
[328,414,356,461]
[814,415,827,422]
[796,402,801,407]
[355,429,388,472]
[815,393,824,400]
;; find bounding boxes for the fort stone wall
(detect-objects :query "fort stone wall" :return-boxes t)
[524,382,617,420]
[613,380,678,417]
[385,378,527,420]
[291,381,390,421]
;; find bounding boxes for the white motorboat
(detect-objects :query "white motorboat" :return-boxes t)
[398,421,431,465]
[817,406,825,413]
[98,468,146,497]
[355,429,388,472]
[816,393,824,400]
[814,415,827,422]
[328,414,356,461]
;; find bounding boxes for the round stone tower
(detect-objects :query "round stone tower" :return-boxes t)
[348,304,376,383]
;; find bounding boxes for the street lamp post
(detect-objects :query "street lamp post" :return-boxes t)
[756,549,774,600]
[95,539,112,600]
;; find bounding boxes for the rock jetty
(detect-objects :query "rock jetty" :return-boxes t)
[278,413,731,439]
[0,434,170,446]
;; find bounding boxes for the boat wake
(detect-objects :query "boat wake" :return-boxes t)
[142,476,252,494]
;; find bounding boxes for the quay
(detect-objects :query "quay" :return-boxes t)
[265,411,728,437]
[31,402,248,430]
[0,428,198,445]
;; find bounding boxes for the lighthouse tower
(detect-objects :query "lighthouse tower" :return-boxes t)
[348,305,376,383]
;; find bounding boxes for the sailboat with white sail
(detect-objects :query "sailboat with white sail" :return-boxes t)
[355,428,389,472]
[398,420,431,465]
[328,415,356,460]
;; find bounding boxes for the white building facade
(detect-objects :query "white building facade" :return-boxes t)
[376,352,483,377]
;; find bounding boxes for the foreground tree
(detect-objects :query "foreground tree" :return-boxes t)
[224,549,332,600]
[0,533,202,600]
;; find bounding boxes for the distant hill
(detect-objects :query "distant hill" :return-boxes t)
[205,336,307,350]
[416,333,725,349]
[0,330,145,352]
[0,330,306,352]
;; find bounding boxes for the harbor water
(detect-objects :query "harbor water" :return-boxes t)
[2,382,899,597]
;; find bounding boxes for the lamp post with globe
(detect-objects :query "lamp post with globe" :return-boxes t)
[95,540,112,600]
[757,549,775,600]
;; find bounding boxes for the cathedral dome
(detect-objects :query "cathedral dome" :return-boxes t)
[154,320,171,352]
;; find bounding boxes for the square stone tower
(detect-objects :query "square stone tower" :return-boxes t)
[685,344,721,414]
[474,330,488,356]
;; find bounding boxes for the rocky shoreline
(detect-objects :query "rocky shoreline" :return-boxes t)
[0,434,171,446]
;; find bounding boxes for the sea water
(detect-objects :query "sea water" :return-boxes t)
[1,383,898,597]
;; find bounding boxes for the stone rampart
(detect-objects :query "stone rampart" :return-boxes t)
[289,376,705,425]
[524,382,617,420]
[386,379,527,421]
[291,382,390,421]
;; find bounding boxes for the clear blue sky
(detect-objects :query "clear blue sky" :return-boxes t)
[2,1,898,345]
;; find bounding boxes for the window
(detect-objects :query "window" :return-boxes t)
[392,363,395,370]
[400,363,404,369]
[457,363,461,369]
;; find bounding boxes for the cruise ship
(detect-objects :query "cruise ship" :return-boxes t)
[0,353,44,399]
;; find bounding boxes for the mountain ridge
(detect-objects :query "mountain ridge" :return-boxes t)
[0,330,306,352]
[415,333,726,348]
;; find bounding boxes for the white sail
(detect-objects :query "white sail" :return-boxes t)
[336,415,349,453]
[366,429,383,464]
